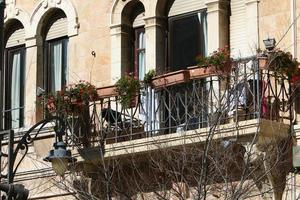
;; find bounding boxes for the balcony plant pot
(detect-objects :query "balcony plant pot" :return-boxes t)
[97,85,117,98]
[152,69,190,88]
[188,65,217,79]
[188,62,232,80]
[258,56,268,70]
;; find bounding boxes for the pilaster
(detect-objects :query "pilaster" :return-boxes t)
[205,0,229,54]
[144,16,166,73]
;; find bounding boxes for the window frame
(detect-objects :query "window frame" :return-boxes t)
[4,45,26,129]
[134,27,145,80]
[167,10,206,71]
[44,36,68,93]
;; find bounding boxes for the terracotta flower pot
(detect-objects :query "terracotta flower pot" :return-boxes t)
[188,65,217,79]
[152,70,190,88]
[258,56,268,69]
[188,62,232,80]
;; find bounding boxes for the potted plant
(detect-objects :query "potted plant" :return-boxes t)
[38,80,98,115]
[116,74,141,108]
[266,49,299,78]
[189,47,232,79]
[143,69,156,87]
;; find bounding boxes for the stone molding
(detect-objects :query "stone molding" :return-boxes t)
[111,0,147,26]
[30,0,79,39]
[4,4,30,46]
[4,0,79,47]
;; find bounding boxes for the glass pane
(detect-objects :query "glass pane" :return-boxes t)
[50,40,63,92]
[139,32,145,49]
[138,51,145,80]
[10,50,22,129]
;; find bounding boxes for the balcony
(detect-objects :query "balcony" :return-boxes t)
[66,57,293,161]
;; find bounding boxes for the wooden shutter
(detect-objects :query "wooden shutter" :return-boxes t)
[168,0,205,17]
[6,28,25,48]
[230,0,248,58]
[46,17,68,41]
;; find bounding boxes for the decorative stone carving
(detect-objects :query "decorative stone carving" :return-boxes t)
[30,0,79,38]
[42,0,48,9]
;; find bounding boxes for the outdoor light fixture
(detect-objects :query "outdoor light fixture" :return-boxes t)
[44,141,77,176]
[0,117,77,199]
[263,38,276,51]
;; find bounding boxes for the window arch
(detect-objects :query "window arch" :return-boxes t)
[120,1,146,79]
[4,19,26,129]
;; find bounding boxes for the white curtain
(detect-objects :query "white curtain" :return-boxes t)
[51,41,63,92]
[11,51,21,129]
[198,12,208,57]
[138,32,145,81]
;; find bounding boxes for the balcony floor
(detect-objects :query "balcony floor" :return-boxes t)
[74,119,290,163]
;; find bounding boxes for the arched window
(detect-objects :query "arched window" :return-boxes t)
[167,0,207,71]
[4,20,26,129]
[42,9,68,93]
[117,1,145,79]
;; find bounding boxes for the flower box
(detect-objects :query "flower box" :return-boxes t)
[152,70,190,88]
[188,65,217,79]
[188,62,232,80]
[97,85,117,98]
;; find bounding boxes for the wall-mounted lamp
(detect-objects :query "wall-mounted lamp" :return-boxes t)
[263,38,276,51]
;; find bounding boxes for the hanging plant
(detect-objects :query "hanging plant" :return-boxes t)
[267,49,299,79]
[116,75,141,108]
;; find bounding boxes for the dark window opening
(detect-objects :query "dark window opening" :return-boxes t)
[168,11,207,71]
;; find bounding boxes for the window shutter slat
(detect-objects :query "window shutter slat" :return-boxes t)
[6,28,25,48]
[168,0,205,17]
[46,17,68,41]
[230,0,248,58]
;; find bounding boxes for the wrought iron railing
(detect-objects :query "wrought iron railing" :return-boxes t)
[65,58,294,147]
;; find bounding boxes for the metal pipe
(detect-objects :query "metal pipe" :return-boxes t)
[0,0,5,131]
[291,0,297,58]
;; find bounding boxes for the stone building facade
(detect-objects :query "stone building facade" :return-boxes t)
[1,0,300,199]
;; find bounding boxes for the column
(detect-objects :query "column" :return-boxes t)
[24,37,39,125]
[205,0,229,54]
[144,16,166,73]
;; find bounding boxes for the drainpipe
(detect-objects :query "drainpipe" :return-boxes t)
[291,0,297,58]
[0,0,5,131]
[291,0,297,199]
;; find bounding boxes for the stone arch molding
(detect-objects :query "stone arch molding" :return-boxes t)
[111,0,150,26]
[30,0,79,39]
[4,3,30,37]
